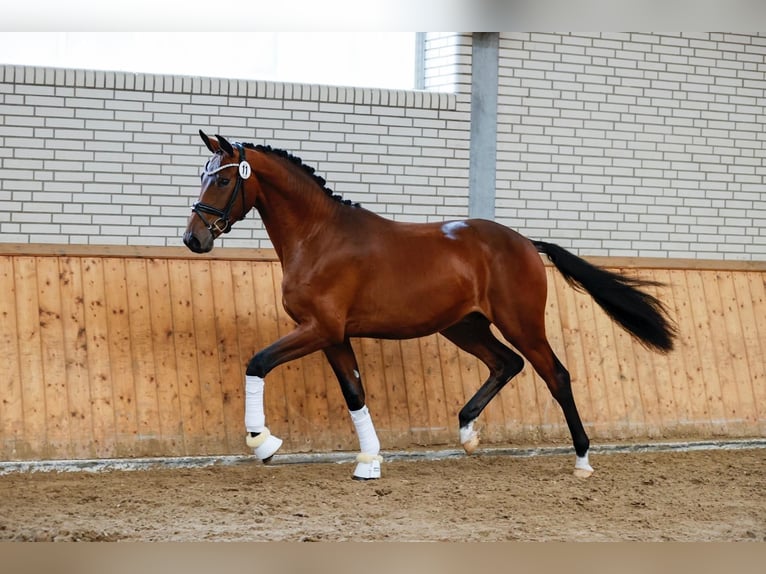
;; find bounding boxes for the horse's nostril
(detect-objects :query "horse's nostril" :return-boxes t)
[183,232,202,253]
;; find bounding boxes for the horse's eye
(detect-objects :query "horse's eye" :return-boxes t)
[217,177,230,187]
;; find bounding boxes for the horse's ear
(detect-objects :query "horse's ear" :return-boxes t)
[199,129,217,153]
[216,134,235,157]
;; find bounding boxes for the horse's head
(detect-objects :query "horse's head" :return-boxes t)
[183,130,258,253]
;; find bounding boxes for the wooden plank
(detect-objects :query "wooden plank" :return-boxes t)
[654,269,694,435]
[486,325,518,444]
[701,270,742,435]
[686,270,727,435]
[435,334,465,445]
[188,259,228,453]
[601,267,645,438]
[743,272,766,435]
[418,335,450,445]
[124,259,163,455]
[399,339,430,446]
[317,349,348,451]
[210,260,246,452]
[102,258,139,456]
[298,344,332,450]
[379,339,411,448]
[248,262,290,446]
[228,260,262,453]
[36,257,71,458]
[81,257,117,457]
[668,269,709,435]
[0,256,24,459]
[145,258,185,455]
[730,271,763,434]
[14,256,47,458]
[504,326,542,444]
[571,276,612,438]
[356,338,392,448]
[551,270,595,435]
[589,271,628,440]
[0,243,279,262]
[715,270,754,436]
[167,259,207,454]
[270,262,308,451]
[58,257,94,459]
[638,268,675,437]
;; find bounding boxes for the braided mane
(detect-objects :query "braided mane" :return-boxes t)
[242,142,360,208]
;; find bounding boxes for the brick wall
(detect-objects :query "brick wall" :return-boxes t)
[0,66,471,248]
[496,32,766,259]
[2,32,765,260]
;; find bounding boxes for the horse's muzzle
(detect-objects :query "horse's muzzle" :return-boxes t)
[183,230,214,253]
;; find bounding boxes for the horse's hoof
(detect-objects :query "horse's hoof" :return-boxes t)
[459,422,479,454]
[462,435,480,455]
[353,454,382,480]
[573,453,593,478]
[573,467,594,479]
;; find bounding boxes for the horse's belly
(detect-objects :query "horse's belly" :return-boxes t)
[346,279,479,339]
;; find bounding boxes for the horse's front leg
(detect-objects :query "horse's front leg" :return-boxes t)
[324,341,382,480]
[243,323,332,462]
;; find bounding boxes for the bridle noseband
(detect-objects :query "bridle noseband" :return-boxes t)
[192,143,251,234]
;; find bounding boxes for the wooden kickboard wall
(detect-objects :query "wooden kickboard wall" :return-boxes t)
[0,245,764,461]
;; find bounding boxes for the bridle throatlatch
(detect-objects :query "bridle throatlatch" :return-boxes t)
[192,142,252,234]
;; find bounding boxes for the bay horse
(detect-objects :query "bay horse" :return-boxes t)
[183,130,676,480]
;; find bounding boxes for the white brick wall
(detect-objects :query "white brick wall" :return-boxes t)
[496,32,766,259]
[423,33,473,94]
[2,32,765,260]
[0,65,471,248]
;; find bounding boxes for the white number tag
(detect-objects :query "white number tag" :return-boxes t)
[239,161,252,179]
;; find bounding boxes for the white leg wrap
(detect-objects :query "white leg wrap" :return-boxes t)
[245,375,266,433]
[349,405,380,456]
[349,405,382,479]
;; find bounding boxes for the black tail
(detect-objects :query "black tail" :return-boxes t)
[533,240,676,353]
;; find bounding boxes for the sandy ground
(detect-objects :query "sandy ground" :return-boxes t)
[0,447,763,542]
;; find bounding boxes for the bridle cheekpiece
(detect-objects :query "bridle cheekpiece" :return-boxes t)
[192,142,252,234]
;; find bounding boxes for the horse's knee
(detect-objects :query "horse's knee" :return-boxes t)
[246,352,269,378]
[339,378,365,412]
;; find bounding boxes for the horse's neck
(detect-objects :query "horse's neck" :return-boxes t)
[255,174,338,263]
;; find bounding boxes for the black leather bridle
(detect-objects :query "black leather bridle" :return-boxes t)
[192,142,250,234]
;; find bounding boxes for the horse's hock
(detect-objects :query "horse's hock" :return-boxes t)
[1,243,765,462]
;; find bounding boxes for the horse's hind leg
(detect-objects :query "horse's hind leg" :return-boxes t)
[440,314,525,454]
[323,340,382,480]
[507,335,593,478]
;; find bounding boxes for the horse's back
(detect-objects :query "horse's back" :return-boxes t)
[337,215,546,338]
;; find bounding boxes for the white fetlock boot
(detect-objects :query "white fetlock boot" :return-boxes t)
[246,428,283,462]
[353,453,383,480]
